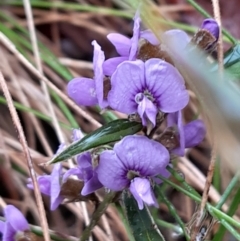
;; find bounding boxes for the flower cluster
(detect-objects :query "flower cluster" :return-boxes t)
[28,14,218,210]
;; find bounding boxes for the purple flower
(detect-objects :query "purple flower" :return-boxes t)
[201,19,219,40]
[103,12,140,76]
[27,163,64,211]
[108,59,189,127]
[96,135,170,209]
[167,111,206,156]
[67,40,107,109]
[63,152,103,196]
[0,205,29,241]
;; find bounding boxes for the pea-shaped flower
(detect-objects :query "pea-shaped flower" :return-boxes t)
[108,59,189,127]
[96,135,170,209]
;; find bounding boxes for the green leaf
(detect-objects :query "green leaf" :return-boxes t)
[211,44,240,80]
[122,191,165,241]
[48,119,142,164]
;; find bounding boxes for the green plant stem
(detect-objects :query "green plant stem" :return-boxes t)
[155,219,183,235]
[213,185,240,241]
[157,175,240,229]
[156,186,189,240]
[213,157,221,192]
[4,1,133,18]
[186,0,238,44]
[80,191,116,241]
[215,172,240,209]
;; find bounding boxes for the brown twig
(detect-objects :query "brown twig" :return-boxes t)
[0,70,51,241]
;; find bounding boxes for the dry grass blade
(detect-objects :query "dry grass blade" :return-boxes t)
[0,32,102,130]
[0,70,51,241]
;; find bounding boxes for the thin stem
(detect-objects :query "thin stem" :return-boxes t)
[0,71,51,241]
[215,172,240,209]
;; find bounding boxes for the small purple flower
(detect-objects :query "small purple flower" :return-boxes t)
[96,135,170,209]
[27,163,64,211]
[108,59,189,127]
[103,12,140,76]
[67,40,107,109]
[201,19,219,40]
[0,205,29,241]
[167,111,206,156]
[63,152,103,196]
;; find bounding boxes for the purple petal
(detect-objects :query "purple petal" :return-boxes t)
[77,152,92,169]
[145,59,189,113]
[137,95,158,126]
[50,163,63,210]
[92,40,107,109]
[129,178,158,209]
[114,135,170,176]
[2,222,15,241]
[103,56,128,76]
[62,168,83,183]
[184,120,206,148]
[201,19,219,40]
[140,29,160,45]
[107,33,131,56]
[108,60,145,114]
[162,29,190,51]
[81,173,103,195]
[4,205,29,232]
[0,221,5,232]
[67,77,98,106]
[72,129,84,142]
[97,150,129,191]
[153,167,171,184]
[27,176,52,196]
[129,11,140,60]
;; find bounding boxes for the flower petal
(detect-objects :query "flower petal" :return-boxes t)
[67,77,98,106]
[97,150,129,191]
[72,129,84,142]
[108,60,145,114]
[140,29,160,45]
[50,163,63,210]
[114,135,170,176]
[27,176,52,196]
[184,120,206,148]
[62,168,83,183]
[145,59,189,113]
[103,56,128,76]
[129,12,140,60]
[130,177,158,209]
[0,221,5,233]
[4,205,29,232]
[81,173,103,195]
[137,95,158,126]
[162,29,190,51]
[2,222,15,241]
[201,19,219,40]
[92,40,107,109]
[107,33,131,56]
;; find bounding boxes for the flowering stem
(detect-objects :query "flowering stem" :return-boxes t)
[80,191,117,241]
[186,0,238,44]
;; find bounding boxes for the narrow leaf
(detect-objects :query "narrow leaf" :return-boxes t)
[123,191,165,241]
[47,119,142,164]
